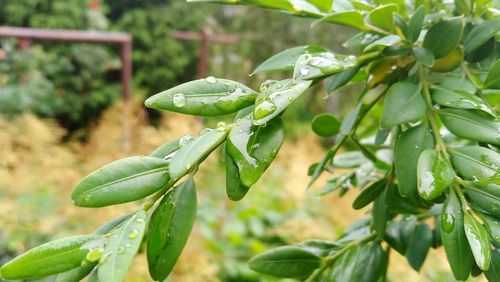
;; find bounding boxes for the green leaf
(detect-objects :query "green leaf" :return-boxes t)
[439,109,500,145]
[412,47,434,67]
[253,79,312,126]
[384,184,422,214]
[385,216,417,254]
[486,248,500,281]
[325,67,360,94]
[225,153,250,201]
[56,259,96,282]
[380,82,427,128]
[423,17,464,59]
[170,127,229,180]
[465,175,500,218]
[441,189,474,280]
[248,246,320,278]
[450,146,500,180]
[308,0,333,11]
[71,156,170,207]
[431,86,496,117]
[464,18,500,54]
[98,210,147,282]
[485,59,500,89]
[405,223,433,271]
[147,178,197,281]
[0,236,102,280]
[314,10,368,30]
[352,179,386,210]
[150,138,181,158]
[293,51,357,81]
[368,4,398,32]
[364,35,400,52]
[145,78,257,116]
[330,242,387,282]
[225,115,284,199]
[373,190,389,237]
[395,123,435,197]
[483,214,500,248]
[407,6,425,42]
[417,149,454,200]
[464,212,492,271]
[375,128,390,145]
[311,113,340,137]
[340,103,362,135]
[251,46,327,74]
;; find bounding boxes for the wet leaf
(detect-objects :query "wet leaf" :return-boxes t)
[423,17,464,59]
[464,212,492,271]
[405,223,433,271]
[417,149,454,200]
[170,128,229,180]
[439,109,500,145]
[145,78,257,116]
[314,10,367,30]
[407,6,425,42]
[485,59,500,89]
[248,246,320,278]
[311,113,340,137]
[330,242,387,282]
[380,82,427,128]
[352,178,386,210]
[98,210,147,282]
[465,175,500,218]
[395,123,435,197]
[430,47,463,72]
[150,138,181,159]
[441,189,473,280]
[483,214,500,248]
[71,157,170,207]
[251,45,327,74]
[431,86,496,116]
[368,4,398,32]
[253,79,312,126]
[464,18,500,54]
[325,68,360,94]
[293,51,357,81]
[0,236,102,280]
[450,146,500,180]
[147,178,197,281]
[486,248,500,281]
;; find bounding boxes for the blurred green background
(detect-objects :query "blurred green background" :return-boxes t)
[0,0,482,281]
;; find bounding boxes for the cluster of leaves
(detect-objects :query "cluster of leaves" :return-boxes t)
[1,0,500,281]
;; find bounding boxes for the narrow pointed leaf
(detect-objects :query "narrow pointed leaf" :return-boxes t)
[325,67,360,94]
[314,10,367,30]
[373,190,389,237]
[225,153,250,201]
[439,109,500,145]
[368,4,398,32]
[293,51,357,81]
[417,149,454,200]
[248,246,320,278]
[450,146,500,180]
[251,45,327,74]
[405,223,432,271]
[465,175,500,218]
[407,6,425,42]
[486,248,500,281]
[485,59,500,89]
[71,157,170,207]
[464,18,500,54]
[423,17,464,59]
[145,78,257,116]
[395,123,435,197]
[147,178,197,281]
[98,210,147,282]
[380,82,426,128]
[464,212,492,271]
[352,179,386,210]
[170,128,229,180]
[150,138,181,159]
[0,236,101,280]
[253,79,312,126]
[431,86,496,117]
[441,189,473,280]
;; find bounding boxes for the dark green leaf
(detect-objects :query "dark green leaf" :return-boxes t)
[485,59,500,89]
[71,157,170,207]
[395,123,435,197]
[225,153,249,201]
[98,210,147,282]
[405,223,433,271]
[407,6,425,42]
[464,212,492,270]
[450,146,500,180]
[150,138,181,159]
[251,46,327,74]
[311,113,340,137]
[145,78,257,116]
[380,82,427,128]
[248,246,320,278]
[423,17,464,59]
[375,128,390,145]
[464,18,500,55]
[431,86,496,116]
[439,109,500,145]
[465,175,500,218]
[340,103,362,135]
[486,248,500,281]
[483,214,500,248]
[368,4,398,32]
[364,35,400,52]
[325,68,360,94]
[373,190,389,237]
[334,242,387,282]
[170,128,229,180]
[412,47,434,67]
[0,236,102,280]
[94,214,133,236]
[253,79,312,126]
[293,51,357,81]
[352,179,386,209]
[441,189,473,280]
[55,262,95,282]
[417,149,454,200]
[384,184,422,214]
[147,178,197,281]
[385,216,417,254]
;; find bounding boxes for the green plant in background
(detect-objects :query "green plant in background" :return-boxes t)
[1,0,500,281]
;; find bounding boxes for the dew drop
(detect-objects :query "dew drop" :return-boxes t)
[128,229,139,239]
[117,246,125,254]
[179,134,193,146]
[136,218,145,223]
[216,121,228,132]
[99,252,111,265]
[84,194,92,201]
[205,76,217,84]
[300,67,310,76]
[441,213,455,233]
[172,93,187,107]
[86,248,102,262]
